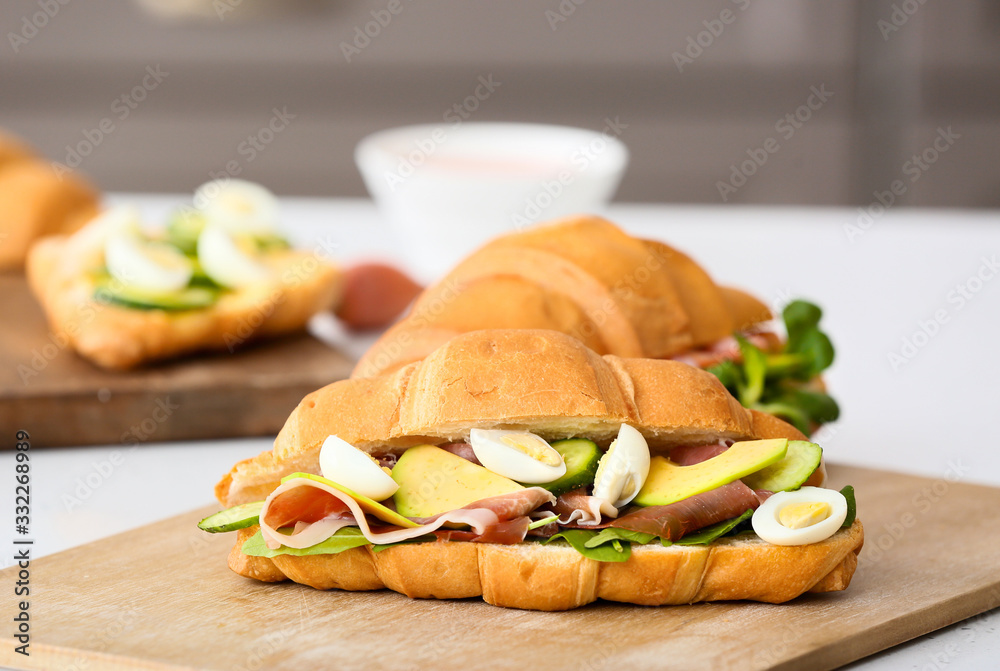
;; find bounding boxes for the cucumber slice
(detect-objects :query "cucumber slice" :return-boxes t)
[540,438,602,497]
[198,501,264,533]
[742,440,823,492]
[94,280,220,311]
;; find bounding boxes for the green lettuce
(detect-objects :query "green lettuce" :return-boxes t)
[671,509,754,546]
[708,299,839,434]
[542,529,631,562]
[241,527,372,558]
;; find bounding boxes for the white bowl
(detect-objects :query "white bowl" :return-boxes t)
[355,122,629,281]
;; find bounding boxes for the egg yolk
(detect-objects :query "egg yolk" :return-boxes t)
[778,501,831,529]
[500,434,561,466]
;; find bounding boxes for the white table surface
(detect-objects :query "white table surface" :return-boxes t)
[3,196,999,670]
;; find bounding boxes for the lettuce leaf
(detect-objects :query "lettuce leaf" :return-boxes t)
[241,527,372,558]
[542,529,631,562]
[672,509,755,546]
[583,527,656,548]
[370,535,436,553]
[707,298,839,433]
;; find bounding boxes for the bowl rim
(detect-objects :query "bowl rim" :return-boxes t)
[354,121,630,177]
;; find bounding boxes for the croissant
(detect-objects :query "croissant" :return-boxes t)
[354,216,771,378]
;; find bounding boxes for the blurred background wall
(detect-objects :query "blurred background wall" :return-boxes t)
[2,0,998,206]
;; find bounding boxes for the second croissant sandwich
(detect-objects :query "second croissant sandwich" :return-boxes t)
[204,329,863,611]
[354,216,839,434]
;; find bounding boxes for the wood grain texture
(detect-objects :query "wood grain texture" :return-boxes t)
[0,274,353,447]
[1,464,999,671]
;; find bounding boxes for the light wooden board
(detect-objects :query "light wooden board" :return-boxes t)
[0,274,353,447]
[2,464,999,671]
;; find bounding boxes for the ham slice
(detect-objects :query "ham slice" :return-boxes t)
[610,480,762,541]
[437,442,481,465]
[670,331,781,368]
[375,442,478,470]
[435,517,532,544]
[668,443,729,466]
[550,488,616,526]
[259,477,554,550]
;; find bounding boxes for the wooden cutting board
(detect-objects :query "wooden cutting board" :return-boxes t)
[2,464,999,671]
[0,274,353,447]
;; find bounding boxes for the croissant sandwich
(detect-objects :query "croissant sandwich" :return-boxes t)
[25,179,342,370]
[354,216,839,435]
[204,329,863,611]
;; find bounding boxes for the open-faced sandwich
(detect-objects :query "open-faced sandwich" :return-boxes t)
[203,329,863,611]
[26,179,342,369]
[353,216,838,435]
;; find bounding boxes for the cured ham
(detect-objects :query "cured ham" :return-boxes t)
[259,477,554,550]
[610,480,762,541]
[435,517,532,544]
[437,442,481,465]
[670,331,781,369]
[550,488,615,526]
[668,443,729,466]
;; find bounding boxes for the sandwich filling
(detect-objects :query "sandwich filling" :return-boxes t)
[202,428,857,563]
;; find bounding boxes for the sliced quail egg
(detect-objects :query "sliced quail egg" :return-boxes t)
[751,486,847,546]
[319,435,399,501]
[469,429,566,484]
[593,424,650,508]
[197,223,271,288]
[194,179,278,234]
[104,232,194,292]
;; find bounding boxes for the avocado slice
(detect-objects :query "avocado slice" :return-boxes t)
[541,438,602,497]
[634,438,788,507]
[741,441,823,492]
[93,281,220,311]
[198,501,263,533]
[392,445,523,518]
